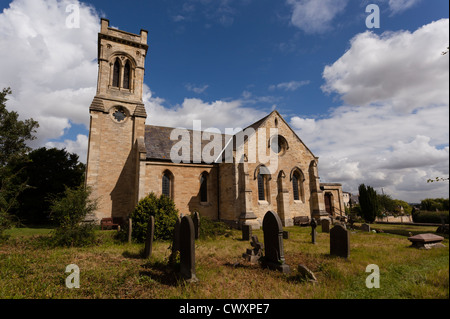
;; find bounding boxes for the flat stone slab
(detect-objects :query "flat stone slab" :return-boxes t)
[408,233,445,249]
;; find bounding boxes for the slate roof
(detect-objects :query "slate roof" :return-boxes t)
[144,125,232,162]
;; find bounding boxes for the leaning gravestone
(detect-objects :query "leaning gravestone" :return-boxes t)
[330,224,350,258]
[321,219,330,233]
[169,216,181,264]
[361,223,371,232]
[143,215,155,259]
[192,211,200,240]
[180,215,198,282]
[242,224,252,241]
[261,211,290,273]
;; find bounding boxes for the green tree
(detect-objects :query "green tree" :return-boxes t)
[10,147,85,225]
[358,184,379,223]
[49,185,98,247]
[0,87,39,167]
[0,87,39,236]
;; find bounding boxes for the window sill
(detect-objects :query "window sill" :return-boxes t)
[258,200,269,206]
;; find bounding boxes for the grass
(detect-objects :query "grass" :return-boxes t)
[0,224,448,299]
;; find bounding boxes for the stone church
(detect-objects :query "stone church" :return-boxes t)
[86,19,345,229]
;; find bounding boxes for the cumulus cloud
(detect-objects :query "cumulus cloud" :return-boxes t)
[290,20,450,202]
[0,0,99,151]
[143,84,267,131]
[45,134,89,163]
[286,0,348,34]
[322,19,449,113]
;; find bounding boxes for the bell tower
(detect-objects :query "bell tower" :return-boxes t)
[86,19,149,223]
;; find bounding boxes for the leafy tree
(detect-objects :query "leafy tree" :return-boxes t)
[0,87,39,235]
[358,184,379,223]
[10,147,85,225]
[0,87,39,167]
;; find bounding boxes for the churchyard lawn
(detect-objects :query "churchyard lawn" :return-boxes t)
[1,224,448,299]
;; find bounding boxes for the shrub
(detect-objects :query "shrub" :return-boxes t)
[128,193,179,243]
[198,215,231,240]
[49,185,98,247]
[412,210,449,224]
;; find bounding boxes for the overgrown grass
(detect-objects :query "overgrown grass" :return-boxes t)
[0,225,448,299]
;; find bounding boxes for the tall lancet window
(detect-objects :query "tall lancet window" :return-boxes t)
[200,173,208,203]
[123,60,131,89]
[112,59,120,88]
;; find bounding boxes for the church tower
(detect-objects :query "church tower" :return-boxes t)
[86,19,148,223]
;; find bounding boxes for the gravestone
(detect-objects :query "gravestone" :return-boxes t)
[180,215,198,282]
[408,233,445,250]
[192,211,200,240]
[361,223,371,232]
[261,211,290,273]
[169,216,181,264]
[283,231,289,240]
[242,235,264,264]
[297,264,318,283]
[242,224,252,241]
[143,215,155,259]
[310,218,317,244]
[321,219,330,233]
[330,224,350,258]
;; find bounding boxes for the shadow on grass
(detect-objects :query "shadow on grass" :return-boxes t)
[122,250,143,259]
[139,259,181,286]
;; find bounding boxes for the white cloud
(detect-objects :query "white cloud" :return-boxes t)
[286,0,348,34]
[388,0,421,15]
[322,19,449,113]
[185,83,209,94]
[269,80,310,92]
[290,20,449,202]
[143,85,267,131]
[45,134,89,163]
[0,0,99,154]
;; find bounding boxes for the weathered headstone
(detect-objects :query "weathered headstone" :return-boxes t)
[261,211,290,273]
[180,215,198,282]
[321,219,330,233]
[330,224,350,258]
[310,218,317,244]
[283,230,289,240]
[297,264,318,283]
[143,215,155,259]
[242,235,264,264]
[408,233,445,250]
[192,211,200,240]
[242,224,252,241]
[361,223,371,232]
[169,216,181,264]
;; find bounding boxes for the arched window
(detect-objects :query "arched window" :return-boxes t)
[257,173,265,201]
[291,169,305,202]
[162,171,172,198]
[123,60,131,89]
[112,59,120,88]
[200,173,208,203]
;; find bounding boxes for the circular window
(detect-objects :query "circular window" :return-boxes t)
[270,135,288,155]
[110,106,128,123]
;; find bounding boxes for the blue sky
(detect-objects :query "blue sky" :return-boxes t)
[0,0,448,202]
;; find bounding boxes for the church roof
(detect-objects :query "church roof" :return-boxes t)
[144,125,231,162]
[144,110,316,162]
